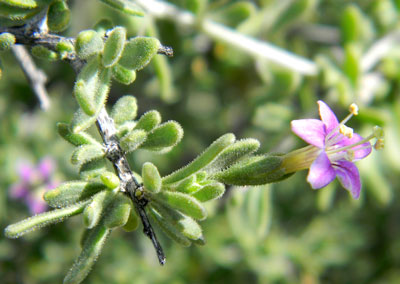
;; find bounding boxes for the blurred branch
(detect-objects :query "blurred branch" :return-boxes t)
[11,45,50,110]
[361,31,400,72]
[135,0,318,76]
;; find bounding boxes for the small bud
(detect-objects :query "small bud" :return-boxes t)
[56,40,74,58]
[0,33,16,51]
[118,37,160,71]
[31,46,58,61]
[100,171,120,189]
[142,162,162,193]
[75,30,104,59]
[102,26,126,67]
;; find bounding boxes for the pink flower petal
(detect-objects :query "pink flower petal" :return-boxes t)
[334,160,361,199]
[318,100,339,134]
[38,157,55,179]
[307,152,336,189]
[291,119,326,148]
[336,133,372,160]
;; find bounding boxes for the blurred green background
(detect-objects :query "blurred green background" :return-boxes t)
[1,0,400,283]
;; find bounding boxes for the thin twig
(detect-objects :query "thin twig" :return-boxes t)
[11,45,50,110]
[135,0,318,76]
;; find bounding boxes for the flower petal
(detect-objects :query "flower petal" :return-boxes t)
[38,157,55,179]
[307,152,336,189]
[334,160,361,199]
[336,133,371,160]
[318,100,339,134]
[291,119,326,148]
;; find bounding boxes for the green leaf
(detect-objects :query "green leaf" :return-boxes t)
[104,194,132,228]
[153,191,207,220]
[57,123,100,146]
[71,144,105,167]
[64,224,111,284]
[120,129,147,152]
[162,133,236,184]
[0,32,16,51]
[139,121,183,153]
[31,45,58,61]
[0,0,37,8]
[75,29,104,59]
[102,26,126,67]
[4,201,88,238]
[100,171,120,189]
[70,108,97,133]
[44,181,107,208]
[122,206,139,232]
[110,95,137,124]
[56,40,74,57]
[93,18,114,35]
[83,191,113,228]
[150,202,203,241]
[111,64,137,85]
[148,207,191,247]
[142,162,161,193]
[79,159,108,180]
[343,44,360,86]
[119,37,160,71]
[191,182,225,202]
[134,110,161,132]
[98,0,144,16]
[212,155,289,186]
[47,0,70,32]
[204,138,260,173]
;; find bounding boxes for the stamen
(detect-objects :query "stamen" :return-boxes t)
[349,103,358,115]
[373,126,384,139]
[339,125,354,138]
[374,138,384,150]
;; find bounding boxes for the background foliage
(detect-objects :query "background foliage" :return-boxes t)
[1,0,400,283]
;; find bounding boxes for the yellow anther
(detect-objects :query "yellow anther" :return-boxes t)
[349,103,359,115]
[374,138,384,150]
[339,125,354,138]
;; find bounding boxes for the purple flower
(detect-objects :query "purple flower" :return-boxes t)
[282,101,382,199]
[9,157,58,214]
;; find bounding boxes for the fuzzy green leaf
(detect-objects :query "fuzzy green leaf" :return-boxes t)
[104,194,132,228]
[70,108,97,133]
[93,18,113,35]
[119,37,160,71]
[204,138,260,173]
[47,0,70,32]
[212,155,289,185]
[4,201,88,238]
[134,110,161,132]
[191,182,225,202]
[110,95,137,124]
[142,162,161,193]
[79,159,108,180]
[83,191,113,229]
[139,121,183,153]
[162,133,236,184]
[102,26,126,67]
[0,0,37,8]
[98,0,144,16]
[148,207,191,247]
[71,144,105,167]
[120,129,147,153]
[0,32,16,51]
[57,123,100,146]
[150,202,203,241]
[75,29,104,59]
[154,191,207,220]
[122,206,139,232]
[64,224,111,284]
[44,181,107,208]
[100,171,120,189]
